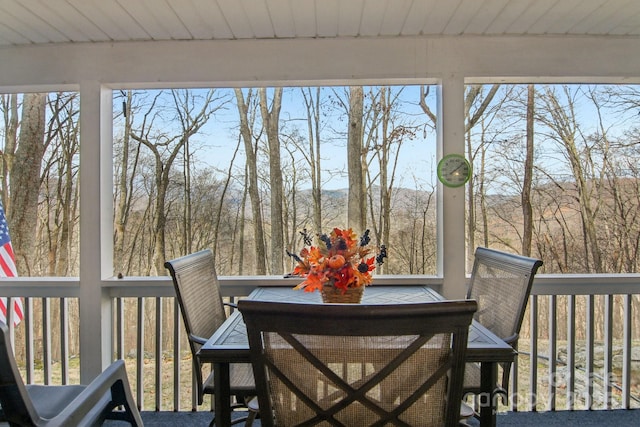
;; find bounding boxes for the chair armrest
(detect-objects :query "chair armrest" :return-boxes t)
[224,301,238,309]
[50,360,141,426]
[503,333,518,346]
[189,333,208,345]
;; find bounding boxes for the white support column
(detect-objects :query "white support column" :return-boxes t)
[437,75,467,299]
[78,81,114,382]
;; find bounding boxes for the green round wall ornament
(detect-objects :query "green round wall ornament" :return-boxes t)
[437,154,471,188]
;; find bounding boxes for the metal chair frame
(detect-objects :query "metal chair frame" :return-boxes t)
[240,299,477,427]
[165,249,257,427]
[0,321,143,427]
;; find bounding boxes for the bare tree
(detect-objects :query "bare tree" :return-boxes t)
[1,95,18,210]
[129,89,219,274]
[465,85,500,257]
[300,87,323,233]
[347,86,366,231]
[522,85,535,256]
[259,88,285,274]
[537,86,604,272]
[234,88,267,274]
[114,90,139,274]
[364,86,417,270]
[9,93,47,276]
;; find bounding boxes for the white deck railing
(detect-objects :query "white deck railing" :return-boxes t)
[2,275,639,412]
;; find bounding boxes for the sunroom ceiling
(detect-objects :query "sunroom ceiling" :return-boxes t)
[0,0,639,47]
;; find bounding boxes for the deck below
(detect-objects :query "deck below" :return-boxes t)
[98,408,639,426]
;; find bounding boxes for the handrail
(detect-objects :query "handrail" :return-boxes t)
[3,273,640,297]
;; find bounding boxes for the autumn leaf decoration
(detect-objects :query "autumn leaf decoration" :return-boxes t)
[287,228,387,294]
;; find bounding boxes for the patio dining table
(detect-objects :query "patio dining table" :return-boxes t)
[198,285,515,427]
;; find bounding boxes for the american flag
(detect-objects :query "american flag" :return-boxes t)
[0,201,23,326]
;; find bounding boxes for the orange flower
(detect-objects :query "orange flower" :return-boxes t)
[287,228,385,293]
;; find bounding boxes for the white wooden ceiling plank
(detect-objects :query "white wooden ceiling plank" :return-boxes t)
[529,0,601,34]
[68,0,149,41]
[266,0,295,38]
[379,0,413,36]
[607,9,640,35]
[400,0,437,35]
[0,1,66,43]
[422,0,463,34]
[359,0,387,36]
[316,0,339,37]
[216,0,255,38]
[337,0,364,37]
[18,0,92,43]
[505,0,558,34]
[0,0,637,47]
[463,0,511,34]
[165,0,213,39]
[569,0,630,34]
[188,0,234,39]
[585,0,640,34]
[240,0,275,38]
[0,19,33,45]
[483,0,531,34]
[290,0,316,38]
[131,0,192,40]
[443,0,486,35]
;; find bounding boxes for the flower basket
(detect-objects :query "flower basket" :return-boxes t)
[321,284,364,304]
[286,228,387,303]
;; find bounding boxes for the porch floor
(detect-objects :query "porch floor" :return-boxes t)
[102,408,638,426]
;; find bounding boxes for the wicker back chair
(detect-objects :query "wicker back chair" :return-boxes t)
[0,321,142,427]
[464,246,543,400]
[165,249,256,425]
[239,299,477,427]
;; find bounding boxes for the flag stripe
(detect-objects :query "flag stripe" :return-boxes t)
[0,246,16,276]
[0,201,21,326]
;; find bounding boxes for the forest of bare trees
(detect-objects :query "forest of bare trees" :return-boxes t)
[2,84,640,358]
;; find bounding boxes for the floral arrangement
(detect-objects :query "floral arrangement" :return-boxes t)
[287,227,387,294]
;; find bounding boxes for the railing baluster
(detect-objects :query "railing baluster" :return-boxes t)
[622,294,632,409]
[586,294,594,409]
[43,297,51,385]
[137,297,145,409]
[173,298,180,411]
[511,340,518,411]
[567,295,575,410]
[548,295,557,411]
[25,297,34,384]
[155,297,162,411]
[60,298,69,384]
[116,297,124,360]
[529,295,538,411]
[604,295,613,409]
[6,296,14,329]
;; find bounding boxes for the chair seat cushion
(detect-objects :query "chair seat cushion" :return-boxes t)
[26,384,88,418]
[203,362,255,397]
[463,362,481,392]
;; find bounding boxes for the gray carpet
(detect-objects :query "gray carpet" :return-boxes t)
[122,409,639,426]
[4,409,637,426]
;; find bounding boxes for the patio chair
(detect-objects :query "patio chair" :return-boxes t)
[463,247,543,407]
[239,299,477,427]
[0,321,143,427]
[165,249,257,427]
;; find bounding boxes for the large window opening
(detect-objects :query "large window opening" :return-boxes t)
[0,92,80,278]
[465,84,640,275]
[112,85,439,277]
